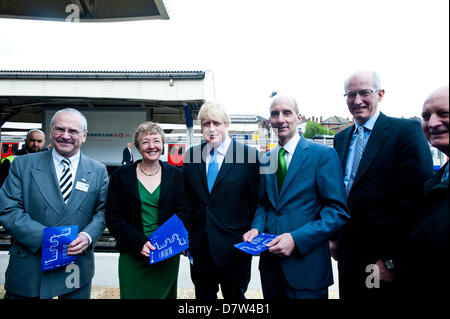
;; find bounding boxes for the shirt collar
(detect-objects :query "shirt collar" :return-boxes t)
[207,135,232,156]
[354,110,380,132]
[278,133,300,155]
[52,148,81,166]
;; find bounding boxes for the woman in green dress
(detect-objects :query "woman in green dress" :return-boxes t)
[105,122,191,299]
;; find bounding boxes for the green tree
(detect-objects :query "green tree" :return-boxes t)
[303,121,335,139]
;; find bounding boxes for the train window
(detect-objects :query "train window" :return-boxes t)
[11,144,19,153]
[178,146,184,155]
[169,145,175,155]
[2,144,9,153]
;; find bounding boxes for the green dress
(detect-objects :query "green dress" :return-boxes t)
[118,180,180,299]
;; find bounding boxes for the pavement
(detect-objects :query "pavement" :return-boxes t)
[0,252,340,299]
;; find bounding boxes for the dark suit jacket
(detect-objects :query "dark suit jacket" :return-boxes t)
[333,113,433,273]
[182,139,259,266]
[105,160,190,256]
[406,162,448,299]
[122,147,133,165]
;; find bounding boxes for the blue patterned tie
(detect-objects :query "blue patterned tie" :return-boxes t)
[207,149,219,193]
[441,163,449,183]
[346,126,365,195]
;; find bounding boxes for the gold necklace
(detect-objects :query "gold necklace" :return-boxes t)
[139,163,160,176]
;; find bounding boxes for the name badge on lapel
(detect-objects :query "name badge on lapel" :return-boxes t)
[75,181,89,192]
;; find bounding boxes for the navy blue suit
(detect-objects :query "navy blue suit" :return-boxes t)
[183,139,259,299]
[334,113,433,299]
[252,136,349,297]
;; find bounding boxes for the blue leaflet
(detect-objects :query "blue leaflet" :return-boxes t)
[41,226,78,272]
[149,214,189,264]
[234,233,278,256]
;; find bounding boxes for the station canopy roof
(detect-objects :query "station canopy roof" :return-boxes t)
[0,0,169,22]
[0,70,209,125]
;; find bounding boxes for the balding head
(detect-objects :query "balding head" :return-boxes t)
[270,96,299,115]
[24,129,46,153]
[422,86,449,155]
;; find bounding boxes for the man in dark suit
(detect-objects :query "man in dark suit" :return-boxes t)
[406,86,448,300]
[0,108,108,299]
[122,142,134,165]
[331,71,433,299]
[243,96,349,299]
[183,101,259,299]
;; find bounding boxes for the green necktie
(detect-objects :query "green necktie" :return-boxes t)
[277,147,287,191]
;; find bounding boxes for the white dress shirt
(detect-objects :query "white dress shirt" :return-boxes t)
[344,110,380,187]
[277,133,301,170]
[206,135,232,174]
[51,149,92,244]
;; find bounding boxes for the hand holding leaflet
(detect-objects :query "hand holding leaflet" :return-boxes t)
[41,225,78,272]
[148,214,189,264]
[234,233,278,256]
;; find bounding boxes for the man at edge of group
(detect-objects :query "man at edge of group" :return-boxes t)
[405,86,449,300]
[0,108,108,299]
[330,71,433,299]
[243,95,349,299]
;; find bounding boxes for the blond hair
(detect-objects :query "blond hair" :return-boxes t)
[197,101,230,124]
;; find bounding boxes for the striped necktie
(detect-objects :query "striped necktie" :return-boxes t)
[60,158,73,203]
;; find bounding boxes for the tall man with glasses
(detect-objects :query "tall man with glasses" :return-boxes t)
[330,71,433,299]
[0,108,108,299]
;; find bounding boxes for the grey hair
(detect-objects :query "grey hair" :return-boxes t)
[344,71,382,92]
[50,108,88,131]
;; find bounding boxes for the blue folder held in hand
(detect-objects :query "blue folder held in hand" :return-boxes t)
[41,226,78,272]
[149,214,189,264]
[234,233,278,256]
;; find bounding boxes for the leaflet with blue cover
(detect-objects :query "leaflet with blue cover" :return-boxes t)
[149,214,189,264]
[234,233,278,255]
[41,225,78,272]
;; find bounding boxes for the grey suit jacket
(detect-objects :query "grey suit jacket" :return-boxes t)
[0,150,108,298]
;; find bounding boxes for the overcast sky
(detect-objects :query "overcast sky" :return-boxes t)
[0,0,448,120]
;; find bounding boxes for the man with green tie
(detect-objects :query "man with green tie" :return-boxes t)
[243,95,349,299]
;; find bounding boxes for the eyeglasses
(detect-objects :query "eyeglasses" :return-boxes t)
[344,89,379,99]
[52,126,84,136]
[140,139,162,146]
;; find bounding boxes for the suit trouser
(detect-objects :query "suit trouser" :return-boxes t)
[259,252,328,299]
[338,257,398,300]
[190,234,251,300]
[4,281,92,299]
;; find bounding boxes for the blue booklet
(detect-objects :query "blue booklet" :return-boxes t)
[41,225,78,272]
[149,214,189,264]
[234,233,278,255]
